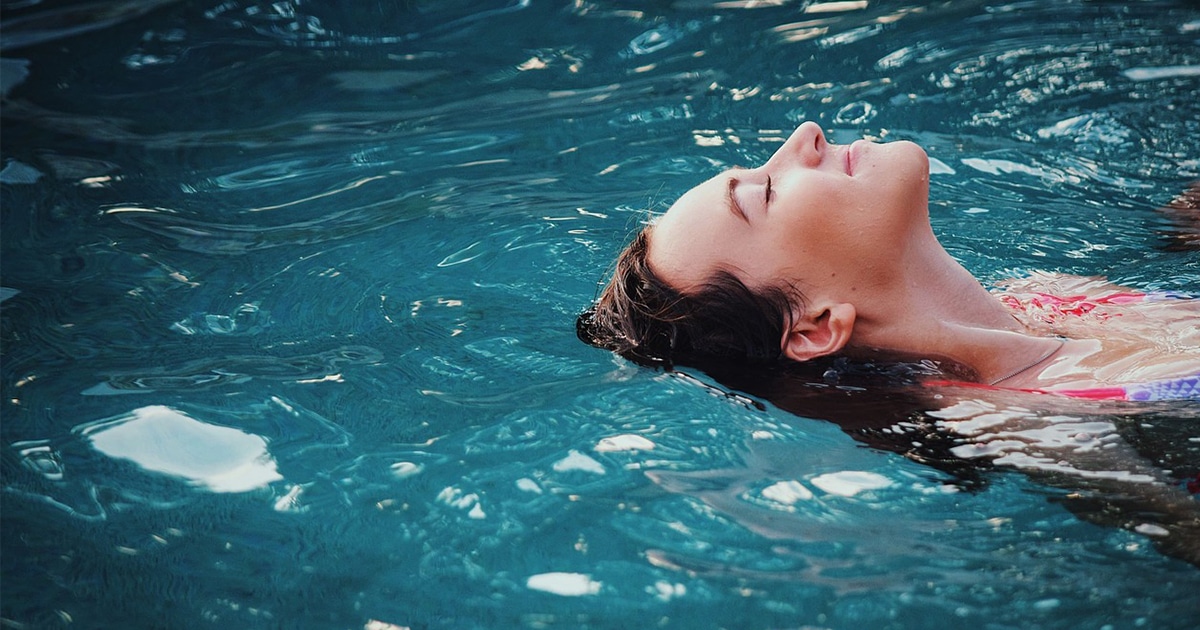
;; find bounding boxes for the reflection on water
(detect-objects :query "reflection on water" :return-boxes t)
[79,405,282,493]
[2,0,1199,628]
[7,397,349,521]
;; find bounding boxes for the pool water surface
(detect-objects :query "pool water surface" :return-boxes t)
[2,1,1199,628]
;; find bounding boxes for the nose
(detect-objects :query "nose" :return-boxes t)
[769,121,824,169]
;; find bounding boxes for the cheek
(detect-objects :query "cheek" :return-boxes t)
[752,211,839,282]
[780,187,853,243]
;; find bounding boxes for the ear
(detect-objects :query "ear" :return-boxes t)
[782,303,856,363]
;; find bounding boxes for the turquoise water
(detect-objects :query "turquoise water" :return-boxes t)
[3,0,1199,628]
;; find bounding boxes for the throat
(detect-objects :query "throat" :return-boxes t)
[848,240,1043,381]
[915,253,1021,331]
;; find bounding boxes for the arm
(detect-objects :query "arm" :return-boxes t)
[1157,181,1200,251]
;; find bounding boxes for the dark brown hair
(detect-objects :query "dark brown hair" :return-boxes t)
[576,225,990,490]
[576,227,802,368]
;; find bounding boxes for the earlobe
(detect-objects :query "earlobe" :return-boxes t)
[782,303,856,363]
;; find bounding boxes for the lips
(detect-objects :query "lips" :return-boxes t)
[846,140,863,176]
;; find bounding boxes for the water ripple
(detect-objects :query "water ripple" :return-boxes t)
[5,0,1200,626]
[84,345,382,395]
[102,191,425,254]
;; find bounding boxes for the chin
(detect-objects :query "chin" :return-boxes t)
[870,140,930,192]
[893,139,930,171]
[893,140,931,193]
[877,141,931,219]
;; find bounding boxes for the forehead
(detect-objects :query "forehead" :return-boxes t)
[646,171,735,288]
[655,170,729,226]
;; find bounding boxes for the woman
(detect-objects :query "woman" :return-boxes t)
[578,121,1200,401]
[579,122,1200,567]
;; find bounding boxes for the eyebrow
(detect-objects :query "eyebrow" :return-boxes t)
[725,172,749,224]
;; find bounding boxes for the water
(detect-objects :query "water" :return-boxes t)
[2,0,1199,628]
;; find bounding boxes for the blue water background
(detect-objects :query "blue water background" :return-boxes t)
[3,0,1199,628]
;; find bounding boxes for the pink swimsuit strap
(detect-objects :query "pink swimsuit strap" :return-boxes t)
[999,290,1149,320]
[925,373,1200,402]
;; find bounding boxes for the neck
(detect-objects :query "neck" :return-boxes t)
[846,226,1059,385]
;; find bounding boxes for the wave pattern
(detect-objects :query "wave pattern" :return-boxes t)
[2,0,1199,628]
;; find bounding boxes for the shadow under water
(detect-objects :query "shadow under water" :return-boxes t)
[673,357,1200,568]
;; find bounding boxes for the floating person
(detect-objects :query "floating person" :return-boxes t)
[577,121,1198,401]
[577,121,1200,565]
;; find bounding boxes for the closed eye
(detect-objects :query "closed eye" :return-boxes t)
[726,174,749,224]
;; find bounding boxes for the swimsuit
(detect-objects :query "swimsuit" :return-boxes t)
[1051,374,1200,401]
[999,289,1190,323]
[993,288,1200,400]
[924,376,1200,401]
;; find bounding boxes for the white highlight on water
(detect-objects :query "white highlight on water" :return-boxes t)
[515,478,543,494]
[595,434,656,452]
[810,471,892,496]
[526,572,601,596]
[761,480,814,504]
[553,450,606,474]
[81,405,282,493]
[1134,523,1170,537]
[1122,65,1200,81]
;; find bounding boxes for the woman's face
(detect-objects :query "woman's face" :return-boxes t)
[648,122,931,303]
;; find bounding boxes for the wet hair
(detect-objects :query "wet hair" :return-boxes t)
[576,225,991,489]
[576,226,801,368]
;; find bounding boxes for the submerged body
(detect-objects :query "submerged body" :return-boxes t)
[961,272,1200,399]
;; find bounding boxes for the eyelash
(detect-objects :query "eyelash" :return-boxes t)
[764,175,772,205]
